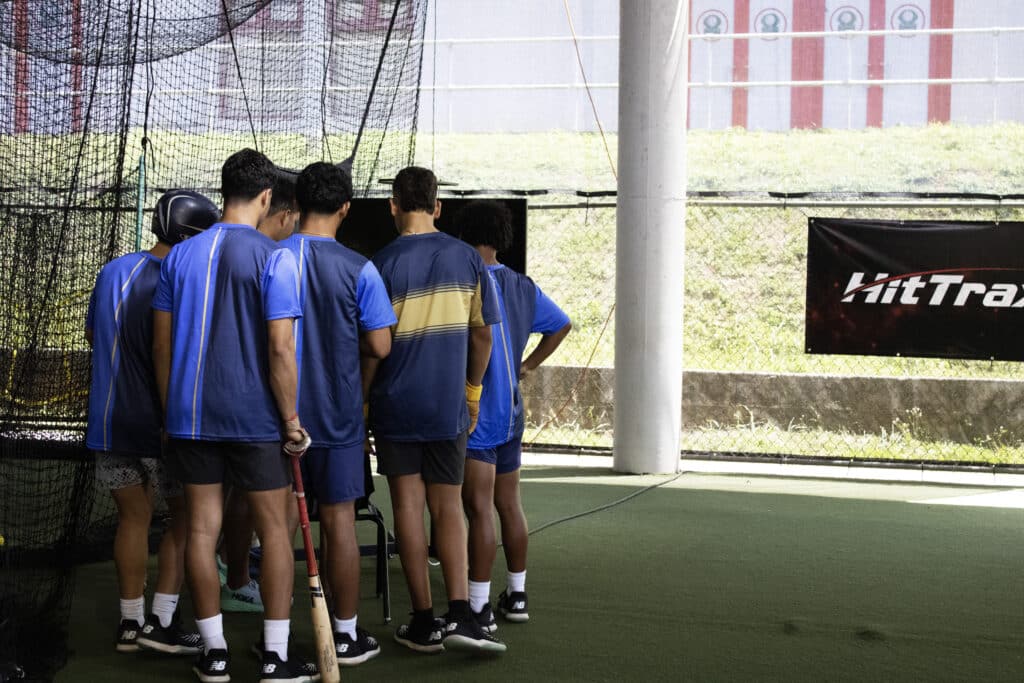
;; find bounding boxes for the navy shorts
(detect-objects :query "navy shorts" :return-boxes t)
[166,439,291,491]
[466,436,522,476]
[300,443,365,505]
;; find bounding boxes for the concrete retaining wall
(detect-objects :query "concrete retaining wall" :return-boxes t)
[522,365,1024,443]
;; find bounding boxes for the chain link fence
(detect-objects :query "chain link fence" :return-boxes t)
[521,193,1024,466]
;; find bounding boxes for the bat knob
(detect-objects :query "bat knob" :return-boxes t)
[284,434,312,456]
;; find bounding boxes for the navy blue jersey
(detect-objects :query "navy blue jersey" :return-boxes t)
[280,233,396,448]
[152,223,302,442]
[369,232,500,441]
[86,252,164,455]
[468,264,570,449]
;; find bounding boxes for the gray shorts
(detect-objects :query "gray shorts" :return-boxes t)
[95,452,183,500]
[375,432,468,485]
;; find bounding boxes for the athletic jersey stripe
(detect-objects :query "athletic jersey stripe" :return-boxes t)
[497,320,516,443]
[294,237,306,403]
[396,283,477,302]
[392,323,472,341]
[100,254,149,450]
[190,227,223,438]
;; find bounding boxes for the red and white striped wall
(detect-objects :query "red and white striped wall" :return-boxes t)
[688,0,1023,130]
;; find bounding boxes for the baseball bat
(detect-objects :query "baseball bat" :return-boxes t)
[286,435,340,683]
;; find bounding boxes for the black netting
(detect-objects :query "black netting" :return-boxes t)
[0,1,273,65]
[0,1,426,679]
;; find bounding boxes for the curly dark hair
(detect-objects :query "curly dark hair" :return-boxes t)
[296,162,353,215]
[220,148,276,202]
[454,199,513,252]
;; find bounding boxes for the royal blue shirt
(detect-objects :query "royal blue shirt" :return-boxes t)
[369,231,500,441]
[86,252,164,455]
[152,223,302,442]
[468,264,570,449]
[280,233,396,448]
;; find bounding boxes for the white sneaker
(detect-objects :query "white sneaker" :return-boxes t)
[221,578,263,613]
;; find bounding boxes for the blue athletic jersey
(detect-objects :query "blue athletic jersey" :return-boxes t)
[152,223,302,442]
[369,232,500,441]
[280,233,396,448]
[85,252,164,455]
[468,264,570,449]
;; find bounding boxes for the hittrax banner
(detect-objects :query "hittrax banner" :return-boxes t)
[806,218,1024,361]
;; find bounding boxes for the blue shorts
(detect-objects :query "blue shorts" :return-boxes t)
[300,443,365,505]
[466,437,522,476]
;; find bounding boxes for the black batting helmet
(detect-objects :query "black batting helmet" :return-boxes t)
[152,190,220,245]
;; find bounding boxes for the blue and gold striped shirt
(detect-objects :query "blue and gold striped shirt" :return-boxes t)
[370,231,500,441]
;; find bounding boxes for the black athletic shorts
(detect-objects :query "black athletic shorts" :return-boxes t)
[167,438,291,491]
[374,431,468,485]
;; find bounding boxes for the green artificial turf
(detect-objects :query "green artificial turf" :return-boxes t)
[58,469,1024,682]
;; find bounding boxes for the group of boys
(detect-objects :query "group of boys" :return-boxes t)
[86,148,570,682]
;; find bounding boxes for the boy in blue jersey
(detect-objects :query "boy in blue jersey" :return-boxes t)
[152,149,316,683]
[87,189,218,657]
[455,200,571,629]
[280,162,395,665]
[212,165,302,616]
[368,166,506,654]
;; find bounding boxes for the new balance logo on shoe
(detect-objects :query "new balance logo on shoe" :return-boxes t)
[210,661,227,671]
[261,663,276,674]
[513,601,525,610]
[124,630,137,639]
[142,625,154,634]
[338,644,349,653]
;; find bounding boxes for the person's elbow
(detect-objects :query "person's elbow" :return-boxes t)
[361,328,391,359]
[470,324,492,347]
[267,318,296,360]
[268,335,295,360]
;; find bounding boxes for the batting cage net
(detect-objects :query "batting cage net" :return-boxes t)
[0,1,426,678]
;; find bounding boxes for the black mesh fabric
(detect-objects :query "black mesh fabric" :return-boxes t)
[0,2,426,679]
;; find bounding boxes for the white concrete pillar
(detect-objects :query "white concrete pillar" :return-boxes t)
[613,0,688,474]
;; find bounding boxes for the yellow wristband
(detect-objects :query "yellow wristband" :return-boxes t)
[465,381,483,401]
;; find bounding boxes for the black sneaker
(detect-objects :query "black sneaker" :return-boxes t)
[116,618,143,653]
[258,649,320,682]
[473,603,497,634]
[498,589,529,623]
[249,641,320,679]
[393,617,444,654]
[137,613,202,655]
[193,648,231,683]
[442,612,507,654]
[334,626,381,666]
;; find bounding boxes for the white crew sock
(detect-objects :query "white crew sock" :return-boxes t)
[264,619,290,661]
[333,615,357,640]
[151,592,179,628]
[469,580,491,613]
[119,596,145,627]
[507,570,526,594]
[196,614,227,654]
